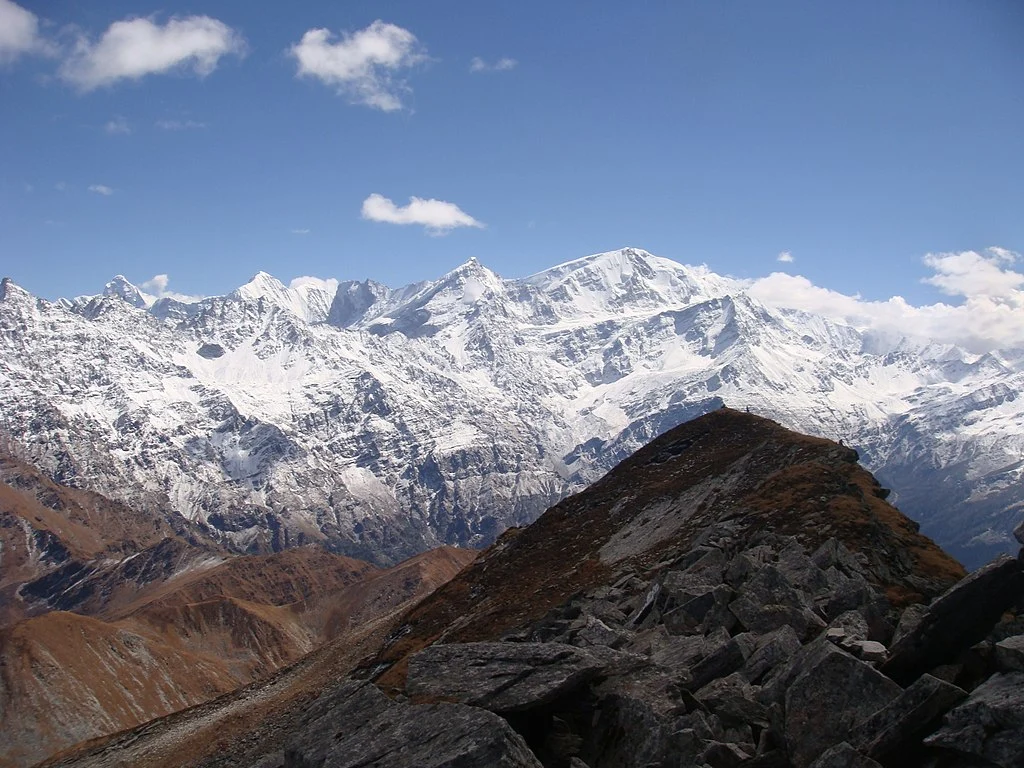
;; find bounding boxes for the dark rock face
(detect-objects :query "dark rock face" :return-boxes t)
[406,643,606,712]
[807,742,882,768]
[924,672,1024,768]
[881,554,1024,685]
[784,642,902,767]
[848,673,967,762]
[282,680,543,768]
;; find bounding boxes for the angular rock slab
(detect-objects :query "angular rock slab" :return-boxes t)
[406,641,606,712]
[807,742,882,768]
[849,673,966,761]
[882,554,1024,686]
[785,643,902,767]
[924,672,1024,768]
[995,635,1024,672]
[730,565,825,639]
[284,680,542,768]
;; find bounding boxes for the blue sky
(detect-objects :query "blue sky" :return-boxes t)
[1,0,1022,314]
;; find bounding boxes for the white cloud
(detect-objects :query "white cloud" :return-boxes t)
[747,247,1024,353]
[470,56,517,73]
[54,181,67,191]
[140,274,203,303]
[289,276,339,294]
[289,20,426,111]
[88,184,113,195]
[59,15,245,90]
[922,248,1023,300]
[0,0,50,63]
[361,193,484,235]
[290,228,311,235]
[105,116,131,135]
[777,250,794,263]
[155,118,206,130]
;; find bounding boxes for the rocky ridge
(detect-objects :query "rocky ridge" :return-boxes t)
[45,410,1024,767]
[2,248,1022,568]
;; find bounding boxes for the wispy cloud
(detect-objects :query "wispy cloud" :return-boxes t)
[290,228,311,235]
[289,20,426,111]
[777,250,794,263]
[88,184,113,196]
[469,56,517,73]
[155,118,206,130]
[361,193,484,235]
[140,274,203,303]
[747,247,1024,353]
[105,115,131,135]
[54,181,67,191]
[0,0,52,63]
[59,15,245,90]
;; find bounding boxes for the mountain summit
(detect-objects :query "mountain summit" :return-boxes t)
[0,249,1021,567]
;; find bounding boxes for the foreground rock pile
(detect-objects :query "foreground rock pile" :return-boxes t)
[282,535,1024,768]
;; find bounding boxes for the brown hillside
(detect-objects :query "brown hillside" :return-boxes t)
[37,545,477,768]
[367,408,964,692]
[0,611,239,768]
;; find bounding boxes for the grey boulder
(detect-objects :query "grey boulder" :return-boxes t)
[406,641,606,712]
[924,671,1024,768]
[283,680,542,768]
[785,642,902,767]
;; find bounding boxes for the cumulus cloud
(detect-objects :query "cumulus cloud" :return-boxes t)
[140,274,203,303]
[104,115,131,134]
[289,276,339,294]
[469,56,517,73]
[922,247,1023,300]
[88,184,113,195]
[155,118,206,130]
[747,247,1024,353]
[361,193,484,235]
[777,250,794,263]
[289,20,426,111]
[59,15,245,90]
[0,0,51,63]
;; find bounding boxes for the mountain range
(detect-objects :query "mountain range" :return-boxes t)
[1,247,1021,568]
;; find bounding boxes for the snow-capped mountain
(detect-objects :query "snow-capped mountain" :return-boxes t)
[1,248,1021,567]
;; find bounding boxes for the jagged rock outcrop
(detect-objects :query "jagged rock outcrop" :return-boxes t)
[281,681,543,768]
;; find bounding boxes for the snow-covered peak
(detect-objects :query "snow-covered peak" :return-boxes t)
[0,278,38,313]
[516,247,735,324]
[234,271,289,301]
[103,275,152,309]
[0,277,23,301]
[230,272,335,324]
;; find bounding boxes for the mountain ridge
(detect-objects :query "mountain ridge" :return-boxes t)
[1,248,1022,567]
